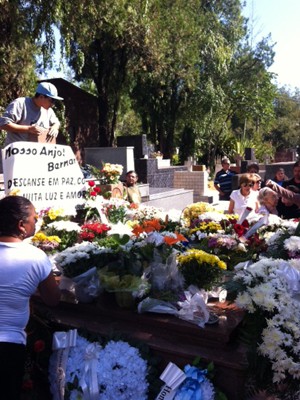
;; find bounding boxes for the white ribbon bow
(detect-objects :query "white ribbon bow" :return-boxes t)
[79,342,102,400]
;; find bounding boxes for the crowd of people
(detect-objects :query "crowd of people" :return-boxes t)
[214,157,300,219]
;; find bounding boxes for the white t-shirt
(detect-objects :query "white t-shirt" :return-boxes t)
[0,242,52,345]
[230,189,258,216]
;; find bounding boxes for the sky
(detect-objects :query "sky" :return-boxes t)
[243,0,300,89]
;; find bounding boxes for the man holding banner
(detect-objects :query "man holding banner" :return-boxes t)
[0,82,63,146]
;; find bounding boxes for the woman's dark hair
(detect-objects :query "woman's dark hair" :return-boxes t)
[0,196,33,236]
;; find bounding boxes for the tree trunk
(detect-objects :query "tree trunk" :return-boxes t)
[98,94,111,147]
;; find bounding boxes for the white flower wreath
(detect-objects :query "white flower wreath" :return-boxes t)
[49,334,149,400]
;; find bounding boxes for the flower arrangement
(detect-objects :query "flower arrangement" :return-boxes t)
[233,258,300,387]
[88,162,123,184]
[127,204,165,222]
[79,222,111,242]
[49,333,149,400]
[74,180,103,222]
[187,213,268,271]
[54,242,115,278]
[150,150,163,158]
[39,207,72,225]
[132,218,188,262]
[177,249,226,291]
[264,220,300,260]
[101,198,131,224]
[31,232,61,253]
[86,180,101,197]
[182,202,218,226]
[43,220,81,251]
[99,269,150,301]
[174,364,215,400]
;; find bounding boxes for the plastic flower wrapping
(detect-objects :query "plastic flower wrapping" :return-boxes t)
[138,288,210,328]
[233,258,300,383]
[49,330,148,400]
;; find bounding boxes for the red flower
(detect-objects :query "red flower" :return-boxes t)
[80,222,111,241]
[88,180,95,187]
[80,231,95,241]
[94,187,101,193]
[90,191,97,197]
[233,223,247,237]
[241,220,249,228]
[33,339,45,353]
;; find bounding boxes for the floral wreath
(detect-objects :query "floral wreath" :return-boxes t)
[49,332,149,400]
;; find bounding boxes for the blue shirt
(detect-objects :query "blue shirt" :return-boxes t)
[214,169,236,194]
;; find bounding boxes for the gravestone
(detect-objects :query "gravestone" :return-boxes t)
[85,147,135,180]
[244,148,255,161]
[116,135,148,159]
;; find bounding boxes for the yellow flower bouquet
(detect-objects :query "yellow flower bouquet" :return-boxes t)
[177,249,227,291]
[89,162,123,184]
[182,202,216,226]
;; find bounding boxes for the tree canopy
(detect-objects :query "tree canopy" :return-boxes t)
[0,0,299,167]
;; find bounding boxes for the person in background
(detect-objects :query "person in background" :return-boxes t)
[266,179,300,208]
[0,196,61,400]
[246,162,260,174]
[214,157,237,201]
[0,82,63,146]
[123,170,142,204]
[276,185,300,219]
[282,160,300,191]
[273,167,288,186]
[257,187,278,215]
[228,173,259,216]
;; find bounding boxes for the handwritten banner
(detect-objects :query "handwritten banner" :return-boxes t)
[2,142,86,211]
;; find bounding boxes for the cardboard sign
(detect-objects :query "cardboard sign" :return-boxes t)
[2,142,86,212]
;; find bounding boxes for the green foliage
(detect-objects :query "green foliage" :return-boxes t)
[105,204,127,224]
[269,86,300,150]
[0,0,293,168]
[0,1,38,110]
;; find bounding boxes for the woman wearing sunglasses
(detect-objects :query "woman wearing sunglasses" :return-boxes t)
[228,173,259,216]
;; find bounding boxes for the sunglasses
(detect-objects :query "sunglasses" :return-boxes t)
[242,183,253,188]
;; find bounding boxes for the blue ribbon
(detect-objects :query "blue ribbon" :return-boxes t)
[174,365,208,400]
